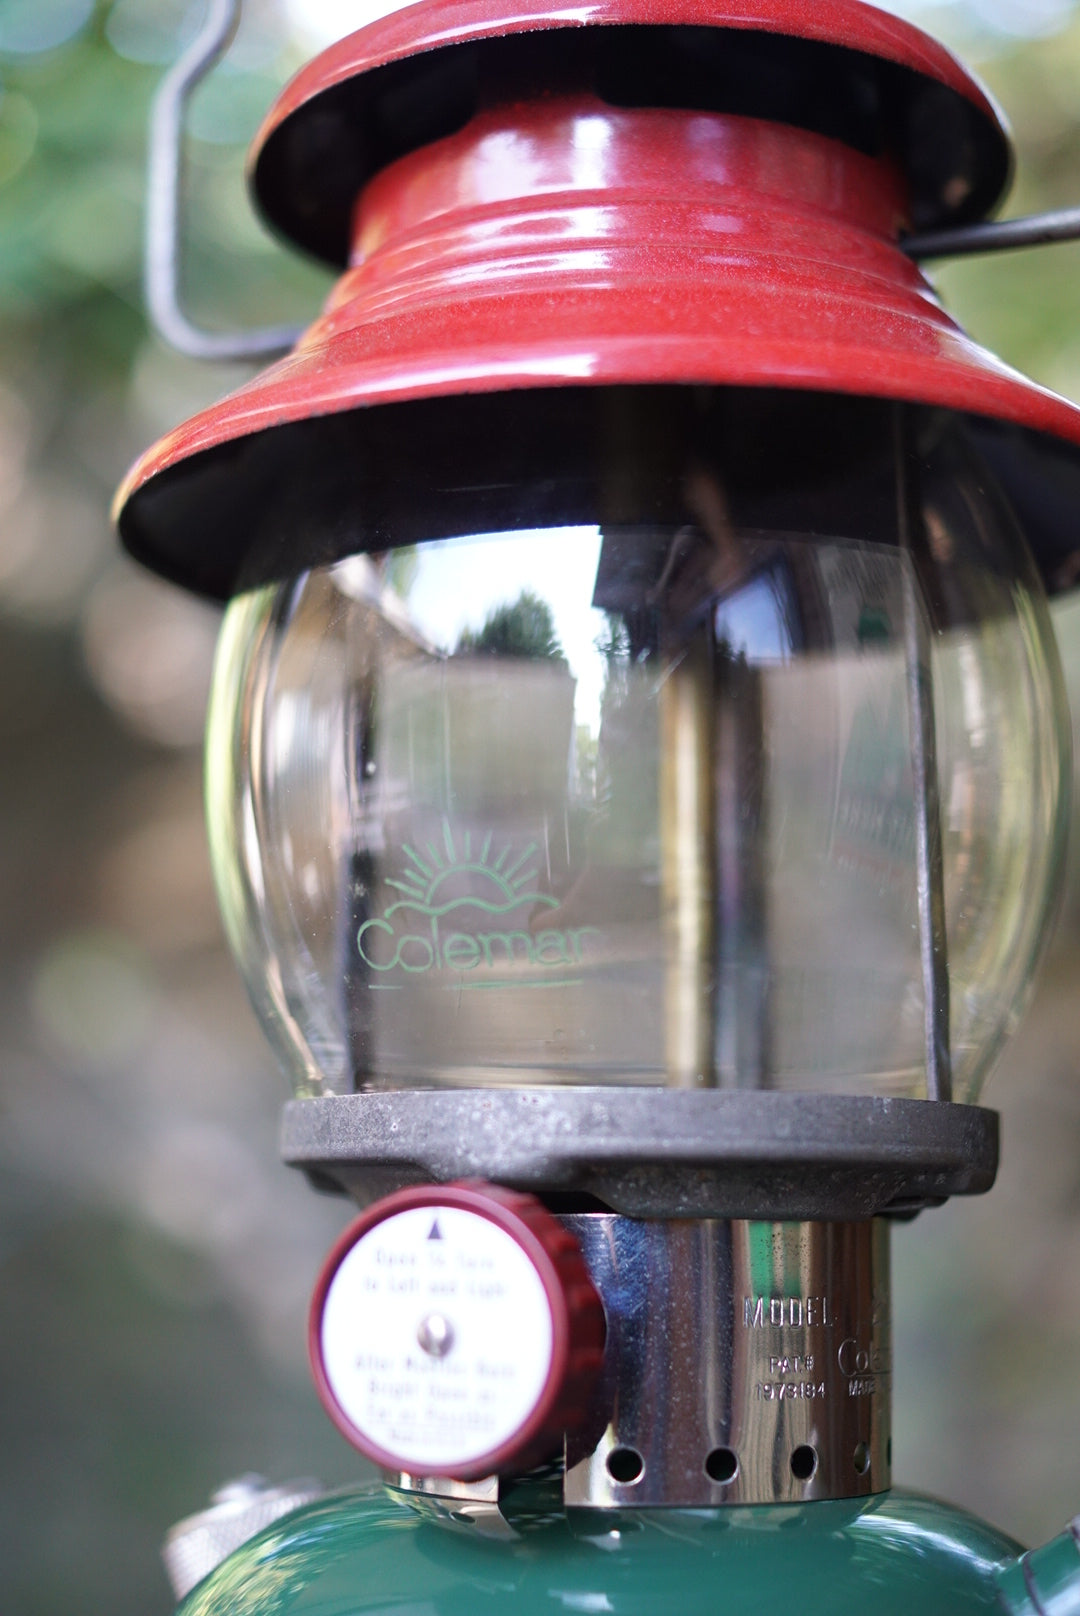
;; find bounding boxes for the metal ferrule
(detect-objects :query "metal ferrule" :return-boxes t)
[565,1216,890,1509]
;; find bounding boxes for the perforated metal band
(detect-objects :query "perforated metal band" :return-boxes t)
[563,1215,890,1508]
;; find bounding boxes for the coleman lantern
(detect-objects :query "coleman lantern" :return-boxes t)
[115,0,1080,1611]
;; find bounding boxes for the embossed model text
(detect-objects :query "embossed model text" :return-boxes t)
[743,1295,833,1328]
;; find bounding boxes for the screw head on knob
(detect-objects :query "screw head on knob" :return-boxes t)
[416,1313,455,1358]
[309,1182,605,1480]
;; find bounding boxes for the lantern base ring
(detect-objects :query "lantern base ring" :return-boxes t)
[280,1090,997,1220]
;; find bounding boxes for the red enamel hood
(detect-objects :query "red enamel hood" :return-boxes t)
[115,0,1080,600]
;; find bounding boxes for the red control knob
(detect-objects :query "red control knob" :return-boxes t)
[309,1182,606,1480]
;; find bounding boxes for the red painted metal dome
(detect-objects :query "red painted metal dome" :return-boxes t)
[115,0,1080,600]
[248,0,1013,265]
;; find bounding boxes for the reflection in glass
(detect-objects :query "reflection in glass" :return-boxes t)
[205,411,1069,1103]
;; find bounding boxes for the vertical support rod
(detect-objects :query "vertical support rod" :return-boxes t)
[894,407,952,1103]
[714,651,769,1088]
[659,634,717,1087]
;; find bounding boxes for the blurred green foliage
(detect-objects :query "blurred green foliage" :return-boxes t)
[0,0,329,322]
[456,591,569,662]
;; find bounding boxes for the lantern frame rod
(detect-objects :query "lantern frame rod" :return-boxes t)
[895,410,952,1105]
[904,207,1080,261]
[146,0,302,362]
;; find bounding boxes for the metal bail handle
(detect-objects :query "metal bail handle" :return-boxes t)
[309,1182,605,1481]
[146,0,301,360]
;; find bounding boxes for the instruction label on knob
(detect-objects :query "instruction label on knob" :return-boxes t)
[320,1205,554,1472]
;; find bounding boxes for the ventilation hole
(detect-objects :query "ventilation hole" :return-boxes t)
[606,1446,644,1485]
[853,1442,870,1476]
[705,1447,739,1484]
[790,1445,818,1482]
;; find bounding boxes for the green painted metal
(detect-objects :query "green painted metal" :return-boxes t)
[998,1523,1080,1615]
[176,1483,1027,1616]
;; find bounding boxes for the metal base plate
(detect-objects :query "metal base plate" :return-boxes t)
[280,1089,998,1219]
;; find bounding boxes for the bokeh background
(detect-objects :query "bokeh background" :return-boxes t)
[2,0,1080,1611]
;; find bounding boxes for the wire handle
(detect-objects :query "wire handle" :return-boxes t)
[905,206,1080,261]
[146,0,302,361]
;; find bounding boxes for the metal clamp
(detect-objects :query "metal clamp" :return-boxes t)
[146,0,302,360]
[385,1474,519,1540]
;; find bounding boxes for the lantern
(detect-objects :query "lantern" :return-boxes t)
[115,1,1080,1611]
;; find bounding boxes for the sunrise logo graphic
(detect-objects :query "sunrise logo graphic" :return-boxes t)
[385,823,551,920]
[357,820,599,985]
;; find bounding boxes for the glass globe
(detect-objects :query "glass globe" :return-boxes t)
[204,392,1070,1103]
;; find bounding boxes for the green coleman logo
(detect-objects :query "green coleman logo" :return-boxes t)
[358,822,599,987]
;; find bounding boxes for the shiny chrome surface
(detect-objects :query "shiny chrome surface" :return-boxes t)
[564,1216,890,1508]
[386,1472,518,1540]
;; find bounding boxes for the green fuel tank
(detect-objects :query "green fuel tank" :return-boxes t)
[174,1484,1029,1616]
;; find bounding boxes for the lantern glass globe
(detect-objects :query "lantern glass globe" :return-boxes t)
[204,398,1069,1103]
